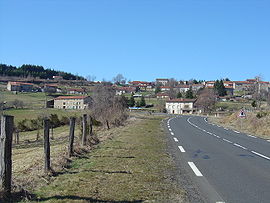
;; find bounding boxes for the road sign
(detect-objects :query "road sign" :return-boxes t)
[238,109,246,118]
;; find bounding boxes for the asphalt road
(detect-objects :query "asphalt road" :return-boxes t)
[166,115,270,203]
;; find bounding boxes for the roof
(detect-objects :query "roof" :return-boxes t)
[9,81,34,86]
[156,92,170,96]
[160,86,171,88]
[233,81,252,84]
[177,85,190,88]
[156,78,169,81]
[166,98,196,103]
[129,81,150,85]
[54,96,88,100]
[67,88,85,92]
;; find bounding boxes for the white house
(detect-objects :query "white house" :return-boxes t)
[165,98,196,114]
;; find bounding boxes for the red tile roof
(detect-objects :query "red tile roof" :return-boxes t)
[166,98,196,103]
[54,96,88,100]
[9,81,34,86]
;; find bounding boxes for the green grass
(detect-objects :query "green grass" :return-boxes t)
[0,91,50,108]
[25,115,185,202]
[215,101,252,111]
[3,108,81,123]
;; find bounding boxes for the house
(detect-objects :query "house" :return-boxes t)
[115,87,136,95]
[43,84,60,93]
[205,81,215,88]
[54,96,91,109]
[177,85,190,93]
[7,81,34,92]
[165,98,197,114]
[233,81,253,91]
[160,86,171,92]
[156,78,169,86]
[191,84,204,92]
[129,81,153,92]
[156,92,170,99]
[53,76,63,80]
[67,88,86,95]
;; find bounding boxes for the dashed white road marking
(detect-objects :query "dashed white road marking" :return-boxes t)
[267,140,270,142]
[173,137,179,142]
[216,135,220,138]
[247,135,257,138]
[251,151,270,160]
[223,138,232,144]
[224,128,228,130]
[188,162,203,176]
[234,130,240,134]
[169,128,172,131]
[178,146,186,152]
[171,132,174,135]
[233,143,247,150]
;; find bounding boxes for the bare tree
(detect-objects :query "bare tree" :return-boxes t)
[195,88,217,113]
[113,74,126,85]
[168,78,178,87]
[86,75,96,82]
[91,86,127,129]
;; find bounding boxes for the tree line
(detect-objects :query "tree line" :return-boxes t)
[0,64,85,80]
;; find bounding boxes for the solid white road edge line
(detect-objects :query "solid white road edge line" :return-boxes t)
[234,130,240,134]
[173,137,179,142]
[247,135,257,138]
[251,151,270,160]
[188,162,203,177]
[178,146,186,152]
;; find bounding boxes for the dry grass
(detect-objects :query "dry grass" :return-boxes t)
[209,111,270,139]
[15,114,185,203]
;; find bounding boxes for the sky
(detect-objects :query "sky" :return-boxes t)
[1,0,270,82]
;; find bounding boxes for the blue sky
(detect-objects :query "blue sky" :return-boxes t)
[1,0,270,82]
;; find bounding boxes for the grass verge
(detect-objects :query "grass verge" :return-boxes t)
[21,115,185,202]
[209,111,270,139]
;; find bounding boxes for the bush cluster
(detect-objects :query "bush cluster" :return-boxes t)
[16,114,71,132]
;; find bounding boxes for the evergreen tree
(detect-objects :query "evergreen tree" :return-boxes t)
[185,88,194,99]
[136,101,141,107]
[128,94,135,107]
[251,100,257,109]
[140,96,146,107]
[177,92,182,98]
[214,80,227,96]
[155,85,161,94]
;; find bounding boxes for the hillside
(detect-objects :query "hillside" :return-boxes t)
[0,64,85,80]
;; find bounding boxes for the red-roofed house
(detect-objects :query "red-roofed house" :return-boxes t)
[54,96,91,109]
[7,81,34,92]
[165,98,197,114]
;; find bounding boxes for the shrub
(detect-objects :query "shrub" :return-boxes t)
[256,112,267,119]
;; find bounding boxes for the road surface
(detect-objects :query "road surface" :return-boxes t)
[166,115,270,203]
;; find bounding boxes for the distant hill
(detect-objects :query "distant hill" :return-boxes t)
[0,64,85,80]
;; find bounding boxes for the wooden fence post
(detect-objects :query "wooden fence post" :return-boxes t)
[0,115,14,199]
[43,118,51,173]
[81,114,87,146]
[68,117,76,157]
[89,115,93,136]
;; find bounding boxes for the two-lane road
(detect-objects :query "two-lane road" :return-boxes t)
[167,115,270,203]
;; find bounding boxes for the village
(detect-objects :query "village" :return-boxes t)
[2,76,270,115]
